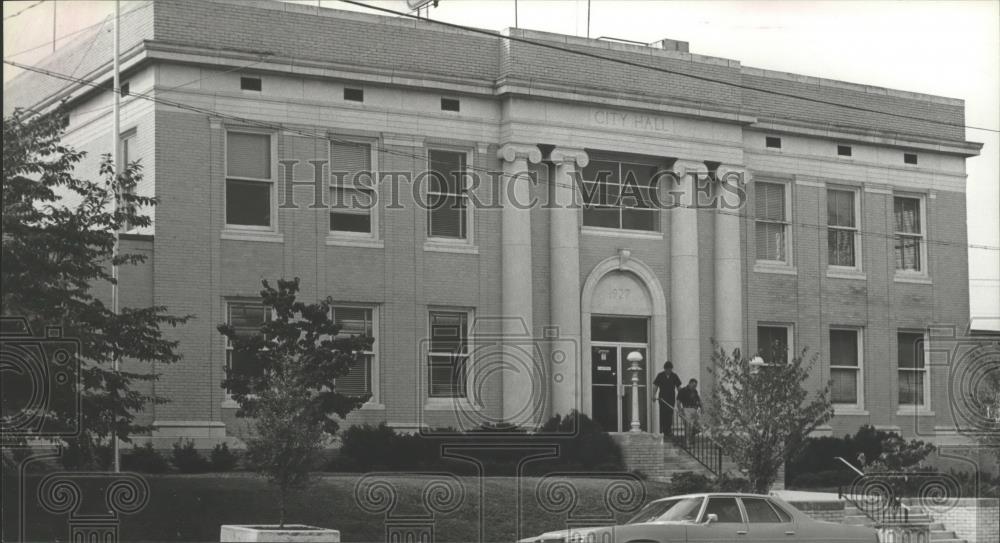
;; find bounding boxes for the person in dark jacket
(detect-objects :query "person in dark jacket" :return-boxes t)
[652,361,682,437]
[677,378,702,444]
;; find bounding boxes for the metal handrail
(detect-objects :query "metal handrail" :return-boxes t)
[836,458,915,525]
[662,399,723,476]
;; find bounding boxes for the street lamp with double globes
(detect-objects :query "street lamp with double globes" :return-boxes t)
[626,350,644,432]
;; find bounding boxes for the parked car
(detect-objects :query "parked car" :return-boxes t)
[518,492,878,543]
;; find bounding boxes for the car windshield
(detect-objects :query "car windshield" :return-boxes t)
[626,497,704,524]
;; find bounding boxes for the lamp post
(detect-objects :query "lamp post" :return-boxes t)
[626,350,643,432]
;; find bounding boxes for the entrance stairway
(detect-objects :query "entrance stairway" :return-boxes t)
[842,504,967,543]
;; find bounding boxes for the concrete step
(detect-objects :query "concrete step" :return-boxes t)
[930,532,960,540]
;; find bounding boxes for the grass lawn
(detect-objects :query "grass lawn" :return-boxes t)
[5,472,673,542]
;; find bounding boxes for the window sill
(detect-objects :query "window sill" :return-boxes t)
[423,397,483,411]
[221,398,239,409]
[221,229,284,243]
[896,407,935,417]
[834,407,870,416]
[826,269,867,281]
[894,274,932,285]
[359,402,386,411]
[754,263,797,276]
[325,236,384,249]
[423,241,479,254]
[582,226,663,240]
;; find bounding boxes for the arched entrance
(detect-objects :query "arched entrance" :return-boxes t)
[581,252,668,433]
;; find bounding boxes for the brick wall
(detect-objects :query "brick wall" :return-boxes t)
[789,500,846,524]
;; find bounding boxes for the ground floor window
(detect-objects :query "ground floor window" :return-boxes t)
[830,328,862,407]
[224,300,270,392]
[427,310,469,398]
[756,324,791,365]
[331,305,376,398]
[897,331,927,406]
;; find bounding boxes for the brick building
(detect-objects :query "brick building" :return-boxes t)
[4,0,984,451]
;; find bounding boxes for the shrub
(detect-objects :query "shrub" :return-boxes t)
[668,471,714,494]
[210,443,239,472]
[332,412,624,474]
[58,438,113,470]
[171,440,211,473]
[715,472,751,492]
[122,443,169,473]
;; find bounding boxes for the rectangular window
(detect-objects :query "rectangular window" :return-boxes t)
[904,153,918,165]
[756,325,791,365]
[343,88,364,102]
[765,136,782,149]
[119,132,137,229]
[830,329,861,406]
[898,331,927,406]
[827,188,859,268]
[837,145,852,157]
[427,149,468,239]
[240,77,262,91]
[581,159,660,231]
[440,98,460,112]
[428,310,468,398]
[226,131,273,228]
[330,140,375,235]
[893,196,924,272]
[755,181,789,263]
[332,306,375,398]
[225,301,270,391]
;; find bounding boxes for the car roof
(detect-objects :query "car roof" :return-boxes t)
[649,492,776,502]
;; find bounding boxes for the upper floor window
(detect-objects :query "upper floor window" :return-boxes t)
[897,331,927,407]
[581,159,660,232]
[330,140,375,236]
[427,310,469,398]
[240,77,262,91]
[427,149,469,240]
[332,305,376,398]
[827,188,859,268]
[893,195,924,273]
[226,131,273,228]
[755,181,790,263]
[118,131,137,229]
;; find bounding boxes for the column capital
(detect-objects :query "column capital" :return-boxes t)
[670,159,708,178]
[498,143,542,164]
[549,147,590,168]
[715,164,752,184]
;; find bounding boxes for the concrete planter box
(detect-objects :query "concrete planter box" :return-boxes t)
[220,525,340,542]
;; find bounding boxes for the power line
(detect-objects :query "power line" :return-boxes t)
[3,0,45,21]
[338,0,999,135]
[5,57,999,255]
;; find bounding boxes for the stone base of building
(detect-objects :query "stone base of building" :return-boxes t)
[134,420,243,450]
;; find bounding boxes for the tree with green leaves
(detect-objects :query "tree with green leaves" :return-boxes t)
[217,278,372,527]
[2,107,188,466]
[706,343,834,493]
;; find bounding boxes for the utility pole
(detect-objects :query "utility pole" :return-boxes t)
[112,0,121,474]
[586,0,591,39]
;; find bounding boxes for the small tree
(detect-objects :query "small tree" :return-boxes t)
[217,278,372,527]
[707,343,834,493]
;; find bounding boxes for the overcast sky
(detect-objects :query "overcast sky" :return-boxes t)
[4,0,998,324]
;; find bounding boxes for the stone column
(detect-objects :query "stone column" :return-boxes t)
[548,147,589,418]
[669,159,708,384]
[714,165,748,357]
[498,143,542,427]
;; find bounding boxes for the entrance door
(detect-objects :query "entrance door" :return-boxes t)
[590,315,650,432]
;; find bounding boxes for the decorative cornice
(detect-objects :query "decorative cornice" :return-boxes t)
[498,143,542,164]
[549,147,590,168]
